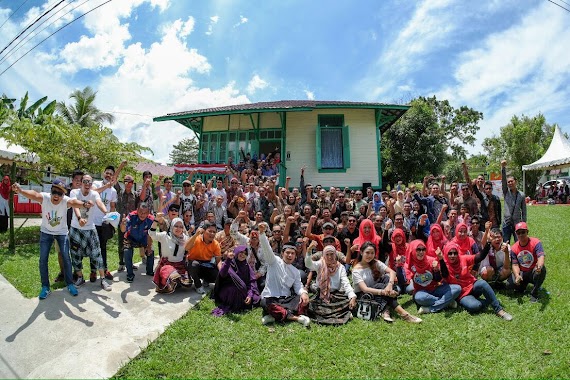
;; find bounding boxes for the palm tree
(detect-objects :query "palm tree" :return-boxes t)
[56,86,115,128]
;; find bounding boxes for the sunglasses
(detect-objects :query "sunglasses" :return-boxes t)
[348,220,356,223]
[82,180,92,184]
[183,184,191,187]
[51,190,64,196]
[416,248,426,252]
[124,180,133,184]
[447,251,459,256]
[515,230,527,235]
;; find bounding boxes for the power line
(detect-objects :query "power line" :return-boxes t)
[547,0,570,13]
[0,0,30,32]
[0,0,84,66]
[0,0,66,56]
[0,0,114,77]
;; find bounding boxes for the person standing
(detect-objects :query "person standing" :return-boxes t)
[501,160,526,243]
[0,175,10,233]
[69,174,112,291]
[12,180,87,299]
[115,172,137,272]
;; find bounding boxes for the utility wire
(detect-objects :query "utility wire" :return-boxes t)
[0,0,30,31]
[0,0,66,56]
[0,0,114,77]
[0,0,83,66]
[547,0,570,13]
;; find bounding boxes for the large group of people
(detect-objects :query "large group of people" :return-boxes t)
[10,157,550,326]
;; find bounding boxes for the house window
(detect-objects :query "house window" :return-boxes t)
[316,115,350,172]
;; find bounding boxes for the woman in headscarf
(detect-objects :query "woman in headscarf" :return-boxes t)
[406,240,461,314]
[443,242,513,320]
[451,223,479,256]
[426,223,447,259]
[212,244,261,316]
[371,191,384,214]
[150,217,192,294]
[305,245,357,325]
[352,242,422,323]
[0,176,10,233]
[394,190,405,214]
[380,228,413,294]
[350,219,381,261]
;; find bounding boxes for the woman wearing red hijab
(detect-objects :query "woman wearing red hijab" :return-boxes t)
[451,223,479,256]
[0,176,11,233]
[407,240,461,314]
[380,228,413,294]
[351,219,381,259]
[443,242,513,320]
[426,223,447,259]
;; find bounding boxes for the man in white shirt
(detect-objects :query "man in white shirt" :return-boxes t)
[12,180,89,299]
[257,222,311,327]
[69,174,112,291]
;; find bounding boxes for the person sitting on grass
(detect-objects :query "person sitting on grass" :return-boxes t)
[478,222,512,286]
[407,240,461,315]
[149,217,192,294]
[120,203,155,282]
[380,227,413,295]
[352,242,422,323]
[443,242,513,321]
[185,222,222,294]
[11,180,88,299]
[212,244,260,316]
[305,244,357,325]
[508,222,546,303]
[257,222,311,327]
[451,223,480,256]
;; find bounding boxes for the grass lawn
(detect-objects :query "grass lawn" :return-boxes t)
[2,207,569,378]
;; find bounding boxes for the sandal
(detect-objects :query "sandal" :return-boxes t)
[382,309,394,323]
[401,313,422,323]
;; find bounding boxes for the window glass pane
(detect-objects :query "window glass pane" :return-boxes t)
[319,115,343,127]
[260,131,268,139]
[320,128,343,168]
[275,131,281,138]
[239,132,247,141]
[202,134,209,143]
[229,132,237,142]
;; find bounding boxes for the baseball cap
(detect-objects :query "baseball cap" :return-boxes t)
[323,222,334,229]
[124,175,134,182]
[168,204,180,212]
[51,179,67,194]
[515,222,528,231]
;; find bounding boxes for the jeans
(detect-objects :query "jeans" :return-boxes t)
[40,232,73,287]
[415,283,462,312]
[396,266,413,295]
[502,223,518,244]
[459,279,502,313]
[124,247,154,277]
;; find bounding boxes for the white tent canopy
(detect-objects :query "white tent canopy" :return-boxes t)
[522,125,570,171]
[0,138,37,165]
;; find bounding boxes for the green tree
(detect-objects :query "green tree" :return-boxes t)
[382,96,483,185]
[483,113,555,197]
[169,136,199,165]
[1,92,151,182]
[56,86,115,128]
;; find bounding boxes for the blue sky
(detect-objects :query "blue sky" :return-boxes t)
[1,0,569,164]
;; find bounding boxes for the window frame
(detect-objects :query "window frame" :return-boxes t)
[316,114,350,173]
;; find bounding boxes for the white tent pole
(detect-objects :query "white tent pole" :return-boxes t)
[523,170,526,196]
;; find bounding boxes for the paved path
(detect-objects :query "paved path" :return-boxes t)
[0,262,204,379]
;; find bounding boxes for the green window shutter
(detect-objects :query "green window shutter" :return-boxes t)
[316,126,322,169]
[342,125,350,168]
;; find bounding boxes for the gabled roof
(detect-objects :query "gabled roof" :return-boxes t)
[522,125,570,171]
[153,100,410,131]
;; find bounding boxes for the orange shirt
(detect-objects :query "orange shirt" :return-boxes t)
[187,235,221,261]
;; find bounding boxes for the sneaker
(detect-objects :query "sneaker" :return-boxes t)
[126,275,134,283]
[195,286,205,294]
[401,313,422,323]
[67,284,78,296]
[101,279,112,291]
[530,295,539,303]
[104,270,114,281]
[54,272,64,283]
[417,306,430,315]
[448,300,458,309]
[117,265,125,272]
[262,315,275,325]
[39,286,51,300]
[74,276,85,287]
[497,310,513,321]
[297,315,311,327]
[89,272,97,283]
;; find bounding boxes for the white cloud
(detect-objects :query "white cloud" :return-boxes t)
[304,90,315,100]
[205,15,219,35]
[233,15,248,28]
[246,74,268,94]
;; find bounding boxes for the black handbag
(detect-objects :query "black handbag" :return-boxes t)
[356,293,381,321]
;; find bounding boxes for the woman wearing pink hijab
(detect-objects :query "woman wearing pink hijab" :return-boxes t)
[426,223,447,259]
[351,219,381,259]
[0,176,11,233]
[451,223,480,256]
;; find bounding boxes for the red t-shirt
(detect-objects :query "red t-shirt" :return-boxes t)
[408,259,440,293]
[445,255,476,299]
[510,237,544,273]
